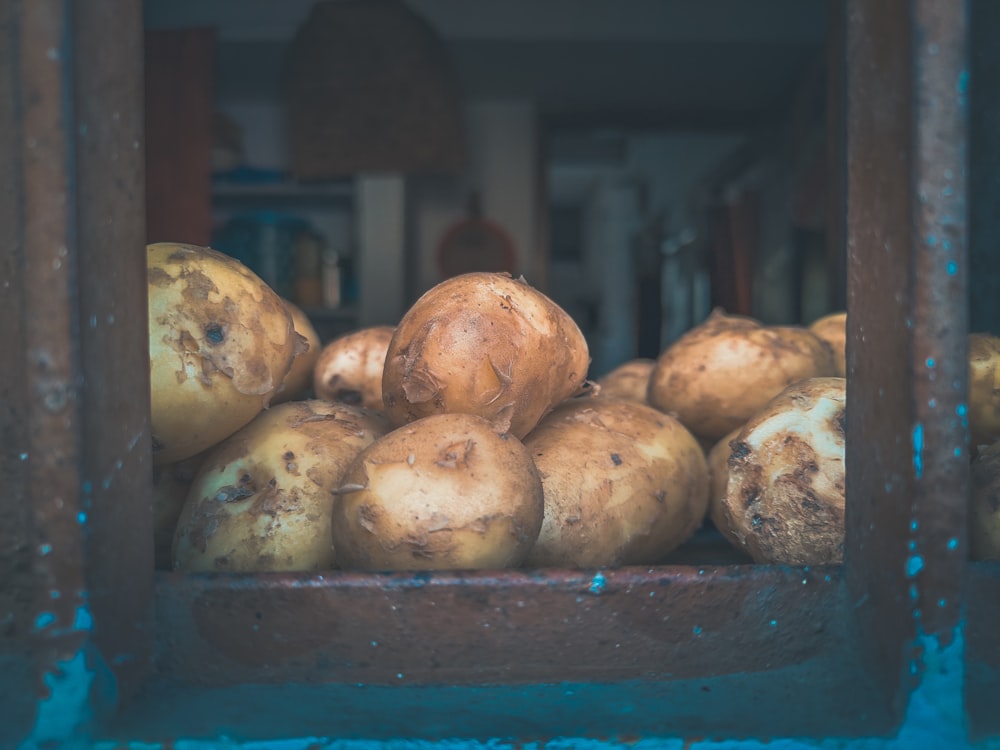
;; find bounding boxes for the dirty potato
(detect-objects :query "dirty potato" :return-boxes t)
[172,400,390,572]
[148,243,304,464]
[382,272,590,439]
[313,325,395,410]
[969,333,1000,450]
[522,399,709,568]
[809,311,847,378]
[596,359,656,403]
[721,377,846,565]
[331,412,544,570]
[647,308,836,443]
[272,298,322,404]
[706,427,743,548]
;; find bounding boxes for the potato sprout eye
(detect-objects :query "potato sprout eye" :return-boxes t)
[204,323,225,344]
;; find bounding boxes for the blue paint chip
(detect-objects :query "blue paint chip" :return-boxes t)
[34,612,56,631]
[939,598,947,608]
[947,261,957,275]
[927,234,937,247]
[589,572,606,594]
[926,358,935,368]
[77,512,87,524]
[909,584,919,601]
[908,540,916,551]
[954,447,962,458]
[957,403,968,417]
[928,399,937,408]
[907,555,925,577]
[74,606,93,631]
[947,537,959,550]
[692,626,702,635]
[911,520,919,532]
[39,543,52,556]
[769,619,777,627]
[912,423,924,478]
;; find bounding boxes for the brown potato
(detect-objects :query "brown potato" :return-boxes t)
[313,325,395,410]
[331,412,544,570]
[272,298,322,404]
[971,439,1000,560]
[172,400,390,572]
[382,272,590,439]
[595,358,656,403]
[522,399,709,568]
[706,427,743,548]
[647,308,836,442]
[148,242,304,464]
[721,377,846,565]
[969,333,1000,450]
[809,311,847,378]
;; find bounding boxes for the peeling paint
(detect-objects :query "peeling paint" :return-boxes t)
[912,424,924,479]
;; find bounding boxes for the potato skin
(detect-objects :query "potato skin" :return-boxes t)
[522,399,709,568]
[148,242,303,464]
[332,412,544,571]
[809,311,847,378]
[647,309,836,442]
[706,427,743,548]
[595,359,656,403]
[382,272,590,439]
[172,400,390,572]
[272,299,322,404]
[969,333,1000,449]
[721,377,846,565]
[313,325,395,410]
[971,440,1000,560]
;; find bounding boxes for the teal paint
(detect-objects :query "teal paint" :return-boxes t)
[948,538,959,550]
[925,358,935,368]
[34,613,55,631]
[906,555,925,577]
[589,572,606,594]
[77,511,87,524]
[912,424,924,479]
[947,261,958,275]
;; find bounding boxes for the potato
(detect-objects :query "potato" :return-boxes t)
[522,399,709,568]
[595,358,655,403]
[969,333,1000,450]
[148,242,304,464]
[647,308,836,442]
[382,272,590,439]
[809,311,847,378]
[313,325,395,410]
[172,400,390,572]
[331,412,544,570]
[272,299,322,404]
[971,439,1000,560]
[721,377,846,565]
[706,427,743,548]
[152,452,206,570]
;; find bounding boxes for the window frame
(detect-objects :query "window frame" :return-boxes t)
[1,0,988,744]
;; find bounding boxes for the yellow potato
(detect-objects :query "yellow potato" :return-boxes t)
[809,311,847,378]
[382,272,590,439]
[721,377,846,565]
[522,399,709,568]
[172,400,390,572]
[148,242,304,464]
[313,325,395,410]
[332,412,544,570]
[272,298,322,404]
[969,333,1000,450]
[647,308,836,442]
[706,427,743,549]
[595,358,656,403]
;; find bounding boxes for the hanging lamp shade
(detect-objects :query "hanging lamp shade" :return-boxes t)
[281,0,466,180]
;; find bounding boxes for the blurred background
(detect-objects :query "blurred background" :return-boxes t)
[143,0,837,377]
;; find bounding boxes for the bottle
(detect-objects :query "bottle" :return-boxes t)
[322,249,341,309]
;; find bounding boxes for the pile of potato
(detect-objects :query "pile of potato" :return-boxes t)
[149,242,999,572]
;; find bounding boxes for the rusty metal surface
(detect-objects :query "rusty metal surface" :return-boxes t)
[843,0,919,716]
[99,565,890,741]
[0,0,152,745]
[73,0,155,710]
[844,0,969,727]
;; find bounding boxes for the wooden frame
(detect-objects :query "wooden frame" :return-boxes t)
[1,0,991,744]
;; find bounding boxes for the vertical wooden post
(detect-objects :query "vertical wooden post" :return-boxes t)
[0,0,152,744]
